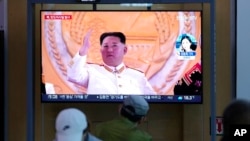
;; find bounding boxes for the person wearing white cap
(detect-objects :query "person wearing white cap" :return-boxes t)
[95,95,152,141]
[67,30,156,95]
[54,108,102,141]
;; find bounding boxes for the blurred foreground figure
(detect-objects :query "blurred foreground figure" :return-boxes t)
[54,108,102,141]
[221,99,250,141]
[95,95,152,141]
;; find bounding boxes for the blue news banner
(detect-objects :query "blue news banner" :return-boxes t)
[229,124,250,141]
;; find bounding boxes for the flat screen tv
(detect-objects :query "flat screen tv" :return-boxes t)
[41,10,202,103]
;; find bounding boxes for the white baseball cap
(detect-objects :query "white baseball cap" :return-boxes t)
[55,108,87,141]
[123,95,149,116]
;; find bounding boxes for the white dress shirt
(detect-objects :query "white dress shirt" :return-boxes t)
[67,53,156,95]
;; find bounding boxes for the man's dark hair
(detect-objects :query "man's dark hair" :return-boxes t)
[100,32,126,45]
[120,105,144,123]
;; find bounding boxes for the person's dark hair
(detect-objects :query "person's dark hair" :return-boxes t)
[190,44,197,51]
[120,105,144,123]
[100,32,126,45]
[181,35,197,51]
[221,99,250,141]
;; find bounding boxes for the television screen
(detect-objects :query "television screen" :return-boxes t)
[41,10,202,103]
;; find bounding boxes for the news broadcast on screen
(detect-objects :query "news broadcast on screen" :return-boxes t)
[41,10,203,103]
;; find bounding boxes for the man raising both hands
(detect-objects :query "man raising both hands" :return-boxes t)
[67,30,156,95]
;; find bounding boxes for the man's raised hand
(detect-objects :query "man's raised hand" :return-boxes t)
[79,29,92,56]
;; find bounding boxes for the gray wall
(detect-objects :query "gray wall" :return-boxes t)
[237,0,250,101]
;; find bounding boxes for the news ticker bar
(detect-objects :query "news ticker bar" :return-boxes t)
[41,94,201,103]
